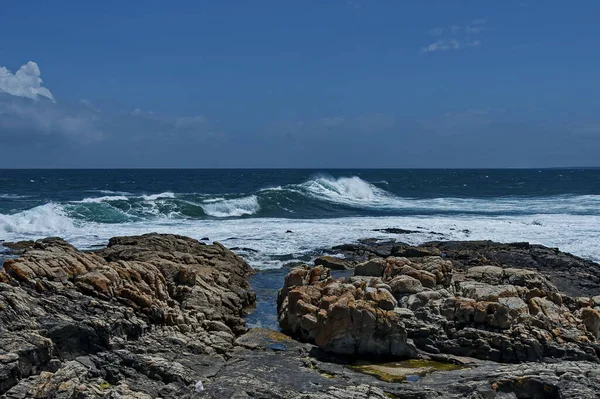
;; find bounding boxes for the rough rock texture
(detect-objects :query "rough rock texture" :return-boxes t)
[330,239,600,297]
[4,235,600,399]
[278,254,600,363]
[0,234,255,398]
[314,256,352,270]
[203,328,600,399]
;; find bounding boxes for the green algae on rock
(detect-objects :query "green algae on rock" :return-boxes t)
[351,359,466,383]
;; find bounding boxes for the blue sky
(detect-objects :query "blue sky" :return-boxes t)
[1,0,599,168]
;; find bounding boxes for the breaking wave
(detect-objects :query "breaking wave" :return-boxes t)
[200,195,260,217]
[0,203,77,235]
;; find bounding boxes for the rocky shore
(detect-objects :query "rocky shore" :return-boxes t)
[1,234,600,398]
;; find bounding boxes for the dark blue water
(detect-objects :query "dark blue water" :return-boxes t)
[2,169,600,220]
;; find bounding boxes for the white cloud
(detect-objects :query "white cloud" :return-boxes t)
[422,20,487,53]
[0,62,55,102]
[421,39,461,53]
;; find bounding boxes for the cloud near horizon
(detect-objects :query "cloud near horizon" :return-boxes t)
[0,62,55,101]
[0,62,221,152]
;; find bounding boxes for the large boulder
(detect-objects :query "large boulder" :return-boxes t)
[278,265,417,357]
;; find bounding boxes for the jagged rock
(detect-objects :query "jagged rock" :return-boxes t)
[354,258,386,277]
[391,244,442,258]
[278,265,417,357]
[330,240,600,297]
[278,254,600,363]
[389,275,424,296]
[0,234,255,397]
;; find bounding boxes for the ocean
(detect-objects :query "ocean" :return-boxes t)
[2,169,600,268]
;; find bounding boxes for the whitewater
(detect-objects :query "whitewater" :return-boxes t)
[2,170,600,268]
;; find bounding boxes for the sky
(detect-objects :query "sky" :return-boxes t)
[0,0,599,168]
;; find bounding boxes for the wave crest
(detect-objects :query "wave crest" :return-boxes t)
[0,203,77,235]
[141,192,176,201]
[200,195,260,217]
[299,176,400,208]
[79,195,129,203]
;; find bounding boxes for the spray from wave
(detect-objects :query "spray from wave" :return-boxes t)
[79,195,130,203]
[297,176,399,208]
[0,203,77,235]
[200,195,260,217]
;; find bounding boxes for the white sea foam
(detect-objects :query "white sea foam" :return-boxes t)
[141,192,176,201]
[300,176,396,207]
[2,205,600,269]
[296,176,600,215]
[0,194,31,199]
[91,190,133,196]
[200,196,260,217]
[0,203,77,235]
[78,195,129,203]
[201,197,226,204]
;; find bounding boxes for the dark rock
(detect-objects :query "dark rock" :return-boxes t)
[426,240,600,297]
[314,256,351,270]
[354,258,386,277]
[391,244,442,258]
[1,241,35,254]
[373,228,419,234]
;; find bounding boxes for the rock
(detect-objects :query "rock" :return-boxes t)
[581,308,600,339]
[391,244,442,258]
[427,240,600,297]
[279,249,600,363]
[0,234,255,397]
[203,328,600,398]
[1,241,35,253]
[278,266,417,357]
[314,256,351,270]
[354,258,386,277]
[372,228,419,234]
[389,275,424,296]
[332,239,600,297]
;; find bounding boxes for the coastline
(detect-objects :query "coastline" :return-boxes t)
[1,233,599,398]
